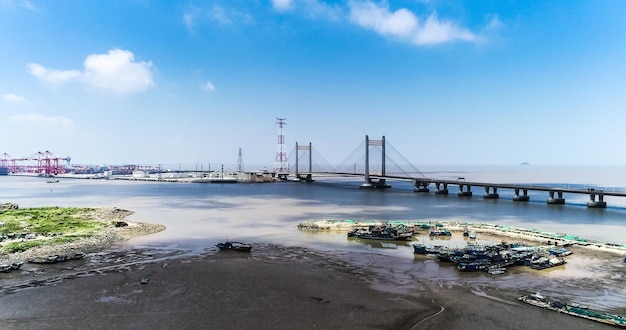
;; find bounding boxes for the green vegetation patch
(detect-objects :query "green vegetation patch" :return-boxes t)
[0,207,106,254]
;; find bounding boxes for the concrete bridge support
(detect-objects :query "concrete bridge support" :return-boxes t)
[513,188,530,202]
[547,191,565,205]
[434,182,449,195]
[458,184,473,197]
[587,190,607,208]
[413,180,430,193]
[360,135,390,189]
[483,186,499,199]
[296,173,314,183]
[360,178,391,189]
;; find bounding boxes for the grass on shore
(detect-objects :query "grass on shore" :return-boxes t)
[0,207,106,254]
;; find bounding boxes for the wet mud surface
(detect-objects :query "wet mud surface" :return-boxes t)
[1,242,625,330]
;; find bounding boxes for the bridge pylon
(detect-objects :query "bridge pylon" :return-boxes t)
[359,135,391,189]
[294,142,314,182]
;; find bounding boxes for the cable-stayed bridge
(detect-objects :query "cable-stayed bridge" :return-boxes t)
[285,135,626,209]
[288,136,425,183]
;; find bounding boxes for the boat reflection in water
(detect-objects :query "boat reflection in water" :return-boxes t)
[348,236,411,250]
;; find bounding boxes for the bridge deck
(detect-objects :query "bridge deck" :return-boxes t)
[303,172,626,197]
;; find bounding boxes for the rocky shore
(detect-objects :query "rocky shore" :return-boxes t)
[0,207,165,265]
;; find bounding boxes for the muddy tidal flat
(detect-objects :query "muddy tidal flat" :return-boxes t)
[1,240,625,329]
[1,208,626,329]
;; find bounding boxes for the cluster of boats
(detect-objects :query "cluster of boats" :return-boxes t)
[519,292,626,328]
[347,224,415,241]
[412,241,570,273]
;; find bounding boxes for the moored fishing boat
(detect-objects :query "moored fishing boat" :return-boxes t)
[530,256,566,270]
[348,224,414,241]
[412,243,440,255]
[216,241,252,252]
[519,293,626,328]
[428,228,451,236]
[457,259,490,271]
[487,266,506,275]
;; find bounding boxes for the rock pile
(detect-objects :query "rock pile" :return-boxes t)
[0,203,19,210]
[0,207,165,265]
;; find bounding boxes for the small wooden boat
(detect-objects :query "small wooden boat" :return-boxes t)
[487,266,506,275]
[216,241,252,252]
[429,228,451,236]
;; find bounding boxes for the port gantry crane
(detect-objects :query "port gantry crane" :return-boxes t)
[0,150,70,174]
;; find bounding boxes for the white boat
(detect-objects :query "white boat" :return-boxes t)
[487,266,506,275]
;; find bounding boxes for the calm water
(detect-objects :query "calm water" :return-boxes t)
[2,165,626,311]
[2,164,626,250]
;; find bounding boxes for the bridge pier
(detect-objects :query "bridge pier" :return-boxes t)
[458,184,472,197]
[513,188,530,202]
[295,173,314,183]
[413,180,430,193]
[483,186,499,199]
[360,178,391,189]
[587,189,607,208]
[547,191,565,205]
[434,182,449,195]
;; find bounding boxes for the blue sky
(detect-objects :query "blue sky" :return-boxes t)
[1,0,626,170]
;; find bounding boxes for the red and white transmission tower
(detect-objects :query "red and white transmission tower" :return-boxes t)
[273,118,289,177]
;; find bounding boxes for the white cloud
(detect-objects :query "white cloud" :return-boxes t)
[202,81,216,92]
[414,13,476,44]
[272,0,293,12]
[183,5,254,31]
[0,0,39,11]
[27,48,155,95]
[9,113,75,134]
[210,6,234,25]
[301,0,343,20]
[82,49,155,94]
[27,63,81,84]
[2,93,27,103]
[20,0,37,11]
[348,1,476,45]
[183,12,195,31]
[483,14,503,34]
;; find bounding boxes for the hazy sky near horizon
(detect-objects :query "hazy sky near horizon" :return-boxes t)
[1,0,625,169]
